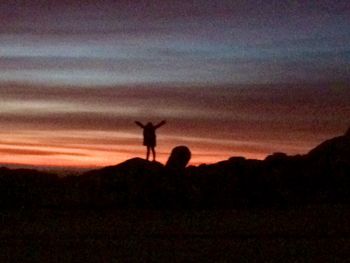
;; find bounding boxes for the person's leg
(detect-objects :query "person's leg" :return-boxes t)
[151,147,156,161]
[146,146,150,160]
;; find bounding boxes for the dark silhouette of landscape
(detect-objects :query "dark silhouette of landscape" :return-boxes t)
[1,128,349,209]
[1,129,350,262]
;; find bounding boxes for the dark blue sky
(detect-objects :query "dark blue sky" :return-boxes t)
[1,0,349,85]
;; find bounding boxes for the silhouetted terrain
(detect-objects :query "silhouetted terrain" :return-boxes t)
[1,131,349,209]
[1,132,350,262]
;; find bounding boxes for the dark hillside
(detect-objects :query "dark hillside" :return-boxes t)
[1,130,349,209]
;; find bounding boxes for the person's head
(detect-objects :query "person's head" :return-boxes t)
[146,122,153,128]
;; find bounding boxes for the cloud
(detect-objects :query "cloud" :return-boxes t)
[0,148,87,157]
[0,0,349,166]
[0,81,349,167]
[4,83,349,136]
[1,0,349,86]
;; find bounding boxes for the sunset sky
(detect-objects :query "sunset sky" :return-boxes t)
[0,0,349,169]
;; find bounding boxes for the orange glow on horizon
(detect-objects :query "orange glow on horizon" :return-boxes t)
[0,128,319,169]
[1,84,349,170]
[0,147,271,169]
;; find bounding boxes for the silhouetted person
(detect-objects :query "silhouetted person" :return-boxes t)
[135,120,166,161]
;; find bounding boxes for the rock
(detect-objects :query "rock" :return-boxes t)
[166,146,191,171]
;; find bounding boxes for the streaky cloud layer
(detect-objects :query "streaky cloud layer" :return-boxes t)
[0,1,349,85]
[0,1,349,168]
[0,83,349,167]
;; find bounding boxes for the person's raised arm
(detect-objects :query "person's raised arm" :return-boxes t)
[135,121,145,128]
[155,120,166,129]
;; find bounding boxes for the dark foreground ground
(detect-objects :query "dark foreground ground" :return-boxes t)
[1,205,350,262]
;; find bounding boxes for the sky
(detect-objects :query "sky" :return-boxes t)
[0,0,349,169]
